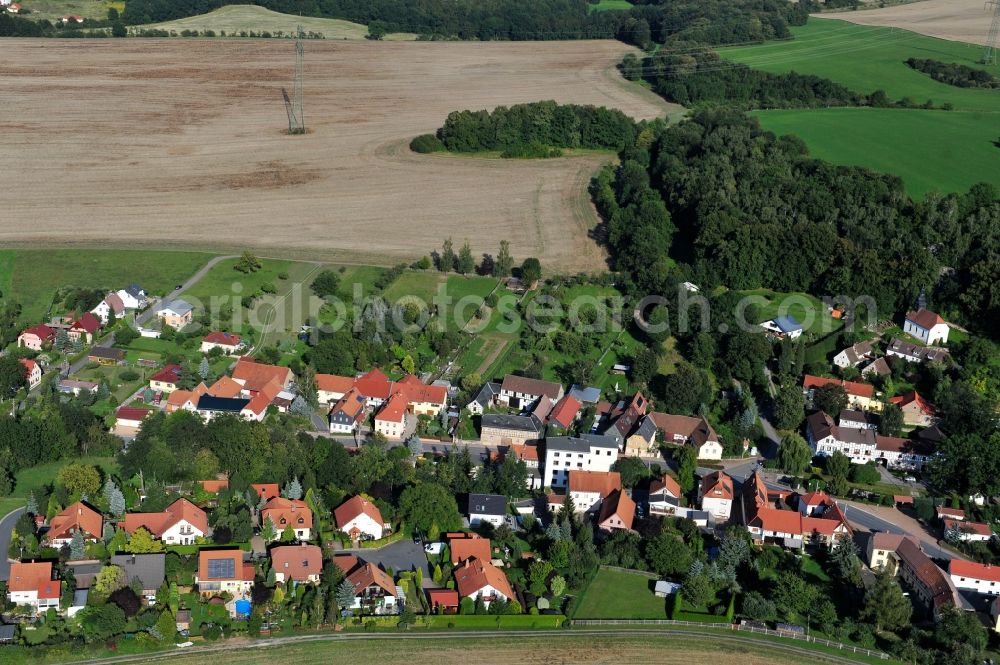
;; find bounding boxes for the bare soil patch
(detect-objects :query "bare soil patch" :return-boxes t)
[815,0,993,46]
[0,39,672,271]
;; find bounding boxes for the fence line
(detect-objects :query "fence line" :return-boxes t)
[598,565,658,579]
[572,619,889,660]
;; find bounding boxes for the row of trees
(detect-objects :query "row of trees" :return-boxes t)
[906,58,999,89]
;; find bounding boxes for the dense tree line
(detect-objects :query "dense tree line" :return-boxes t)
[626,46,926,110]
[432,101,638,157]
[591,107,1000,336]
[906,58,999,89]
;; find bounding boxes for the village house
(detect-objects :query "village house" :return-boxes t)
[352,368,394,408]
[497,374,564,410]
[802,375,880,412]
[374,391,408,439]
[149,364,182,393]
[903,308,949,346]
[886,338,951,365]
[426,589,460,614]
[943,518,992,543]
[334,555,399,614]
[833,340,874,369]
[877,536,960,618]
[19,358,41,390]
[742,472,850,549]
[465,381,501,415]
[317,373,355,406]
[200,331,243,355]
[623,415,659,456]
[122,498,208,545]
[891,391,937,428]
[865,532,905,572]
[543,434,619,488]
[861,356,891,378]
[195,549,253,602]
[480,413,543,447]
[468,493,506,528]
[597,392,650,445]
[647,474,682,516]
[115,284,147,311]
[567,470,622,513]
[91,293,125,324]
[270,544,323,584]
[115,406,153,431]
[597,488,636,532]
[699,471,734,521]
[7,3,21,13]
[155,299,194,330]
[949,560,1000,596]
[18,324,55,351]
[261,498,312,542]
[7,562,59,614]
[58,379,98,396]
[453,557,514,609]
[807,411,933,470]
[646,412,723,460]
[547,394,581,431]
[68,313,102,345]
[88,347,125,366]
[109,554,165,597]
[328,388,367,434]
[760,315,803,340]
[46,502,103,547]
[334,495,386,541]
[937,506,965,521]
[449,533,492,565]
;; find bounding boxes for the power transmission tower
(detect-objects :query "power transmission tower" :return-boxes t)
[985,0,1000,65]
[282,25,305,134]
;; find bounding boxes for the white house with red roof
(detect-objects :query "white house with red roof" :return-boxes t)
[18,324,55,351]
[742,472,850,549]
[568,470,622,513]
[453,557,514,609]
[317,373,355,405]
[149,364,182,393]
[122,498,208,545]
[944,518,992,543]
[334,496,386,541]
[116,406,153,430]
[374,391,408,439]
[904,308,949,346]
[261,498,312,542]
[19,358,41,390]
[328,388,367,434]
[699,471,734,521]
[91,293,125,324]
[597,489,635,532]
[200,332,243,355]
[949,560,1000,596]
[7,562,59,614]
[803,375,879,412]
[936,506,965,521]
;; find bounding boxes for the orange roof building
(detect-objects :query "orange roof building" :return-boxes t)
[231,357,292,395]
[453,557,514,606]
[270,544,323,584]
[47,502,102,545]
[334,496,386,541]
[261,498,313,542]
[122,498,208,545]
[196,549,253,597]
[7,561,59,611]
[597,489,635,531]
[449,534,492,565]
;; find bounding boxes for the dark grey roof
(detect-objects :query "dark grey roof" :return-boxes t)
[89,347,125,359]
[197,394,250,413]
[481,413,541,433]
[568,385,601,404]
[839,409,875,426]
[774,315,802,333]
[124,284,145,298]
[471,382,501,408]
[546,433,619,453]
[110,553,165,591]
[158,299,193,316]
[73,589,89,607]
[0,624,15,642]
[468,493,506,517]
[689,510,710,521]
[632,416,657,442]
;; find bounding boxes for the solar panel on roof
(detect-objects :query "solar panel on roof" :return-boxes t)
[206,557,235,579]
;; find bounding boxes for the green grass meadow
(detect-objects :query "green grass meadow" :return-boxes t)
[720,20,1000,198]
[587,0,634,13]
[0,456,118,518]
[574,568,667,619]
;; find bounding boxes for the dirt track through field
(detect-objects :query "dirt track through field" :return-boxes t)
[815,0,993,46]
[0,39,672,271]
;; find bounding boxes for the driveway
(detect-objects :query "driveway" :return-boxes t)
[0,507,26,581]
[340,538,430,579]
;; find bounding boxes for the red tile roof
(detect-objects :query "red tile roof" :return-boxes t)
[116,406,152,422]
[270,544,323,582]
[252,484,279,501]
[334,496,384,531]
[317,374,355,394]
[123,498,208,537]
[71,313,102,334]
[454,557,514,600]
[949,559,1000,583]
[701,471,734,502]
[597,489,635,530]
[262,498,313,530]
[20,324,55,341]
[945,518,991,537]
[906,308,945,330]
[936,506,965,520]
[803,375,875,399]
[427,588,460,610]
[568,470,621,497]
[401,380,448,405]
[347,562,395,596]
[375,391,408,424]
[198,549,251,582]
[8,562,59,599]
[449,535,491,565]
[650,474,681,498]
[207,376,242,398]
[150,364,182,384]
[890,391,935,416]
[549,395,582,429]
[203,331,241,346]
[231,357,292,393]
[19,358,37,374]
[500,375,562,400]
[199,479,229,493]
[48,502,102,542]
[353,368,392,400]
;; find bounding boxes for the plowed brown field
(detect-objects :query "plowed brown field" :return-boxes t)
[0,39,672,271]
[815,0,992,46]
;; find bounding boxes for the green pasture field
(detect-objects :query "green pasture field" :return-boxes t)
[0,456,118,518]
[0,249,212,325]
[574,567,667,619]
[720,20,1000,197]
[588,0,634,13]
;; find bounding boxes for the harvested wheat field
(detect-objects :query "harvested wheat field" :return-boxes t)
[815,0,992,46]
[0,39,672,272]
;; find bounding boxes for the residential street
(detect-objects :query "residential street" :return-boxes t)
[0,507,26,582]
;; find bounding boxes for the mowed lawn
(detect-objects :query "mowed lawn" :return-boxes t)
[137,5,416,40]
[720,20,1000,197]
[588,0,634,12]
[575,568,667,619]
[0,457,118,518]
[3,249,212,325]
